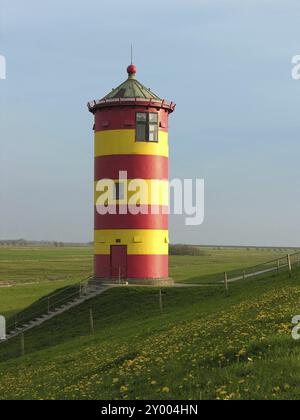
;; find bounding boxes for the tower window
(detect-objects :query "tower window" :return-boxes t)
[136,112,158,142]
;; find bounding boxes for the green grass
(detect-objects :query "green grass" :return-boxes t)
[0,246,289,320]
[0,247,93,284]
[1,245,299,400]
[0,245,292,287]
[0,246,93,319]
[0,268,299,400]
[169,247,290,283]
[0,280,79,319]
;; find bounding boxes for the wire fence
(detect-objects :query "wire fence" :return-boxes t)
[221,251,300,288]
[175,250,300,286]
[5,275,93,334]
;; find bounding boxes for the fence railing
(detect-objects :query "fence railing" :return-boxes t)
[5,275,93,334]
[222,251,300,287]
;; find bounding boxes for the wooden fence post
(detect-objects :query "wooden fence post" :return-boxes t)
[224,272,228,293]
[277,260,280,276]
[159,289,163,313]
[20,332,25,356]
[243,270,246,281]
[287,254,292,278]
[89,309,94,335]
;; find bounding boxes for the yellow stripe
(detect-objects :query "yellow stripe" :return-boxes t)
[94,229,169,255]
[95,129,168,157]
[94,179,169,206]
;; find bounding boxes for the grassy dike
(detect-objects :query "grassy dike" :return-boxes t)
[0,269,299,400]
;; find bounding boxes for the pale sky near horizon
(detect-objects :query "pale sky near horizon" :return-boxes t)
[1,0,300,246]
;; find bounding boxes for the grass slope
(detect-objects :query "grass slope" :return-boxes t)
[0,269,299,400]
[0,280,81,319]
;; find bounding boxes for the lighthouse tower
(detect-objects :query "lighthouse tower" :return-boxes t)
[88,63,175,285]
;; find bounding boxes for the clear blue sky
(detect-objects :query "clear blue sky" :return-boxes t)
[1,0,300,246]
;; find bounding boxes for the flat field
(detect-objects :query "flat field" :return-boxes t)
[0,246,296,318]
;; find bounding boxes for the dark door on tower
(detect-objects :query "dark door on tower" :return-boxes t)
[111,246,127,279]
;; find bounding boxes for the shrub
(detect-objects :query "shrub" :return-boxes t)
[169,244,205,256]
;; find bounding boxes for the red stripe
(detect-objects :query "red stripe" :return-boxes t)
[95,206,168,229]
[94,255,110,278]
[94,254,168,279]
[95,155,168,180]
[94,106,169,132]
[127,255,168,278]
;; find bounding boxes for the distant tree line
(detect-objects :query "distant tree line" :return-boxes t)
[169,244,206,256]
[0,239,92,247]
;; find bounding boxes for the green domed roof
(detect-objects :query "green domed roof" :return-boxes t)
[102,65,161,101]
[88,64,176,114]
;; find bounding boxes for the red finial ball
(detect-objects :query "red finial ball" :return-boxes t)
[127,64,137,75]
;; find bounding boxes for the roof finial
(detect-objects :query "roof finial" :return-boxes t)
[127,45,137,78]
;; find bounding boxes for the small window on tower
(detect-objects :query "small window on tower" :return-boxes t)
[149,113,158,123]
[149,124,158,142]
[137,112,147,122]
[136,112,158,142]
[136,123,146,141]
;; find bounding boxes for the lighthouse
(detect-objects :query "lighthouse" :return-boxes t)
[88,63,175,285]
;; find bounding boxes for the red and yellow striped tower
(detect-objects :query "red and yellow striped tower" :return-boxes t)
[88,63,175,285]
